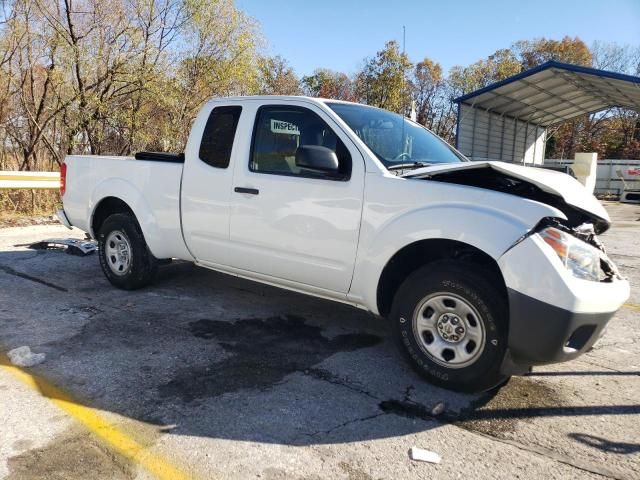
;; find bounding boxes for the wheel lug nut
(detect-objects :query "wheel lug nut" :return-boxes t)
[451,335,458,341]
[442,316,448,322]
[455,327,464,334]
[451,317,459,325]
[443,334,449,339]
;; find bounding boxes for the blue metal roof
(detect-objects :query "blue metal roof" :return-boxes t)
[453,61,640,126]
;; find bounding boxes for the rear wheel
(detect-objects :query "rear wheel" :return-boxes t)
[98,213,158,290]
[391,260,509,392]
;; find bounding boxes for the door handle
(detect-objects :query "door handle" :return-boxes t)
[234,187,259,195]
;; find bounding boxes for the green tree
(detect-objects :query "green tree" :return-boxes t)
[515,36,592,68]
[168,0,261,148]
[301,68,355,100]
[355,40,412,113]
[412,57,444,129]
[255,55,301,95]
[0,0,264,167]
[447,48,521,96]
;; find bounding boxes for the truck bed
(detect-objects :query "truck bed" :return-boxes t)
[62,155,190,260]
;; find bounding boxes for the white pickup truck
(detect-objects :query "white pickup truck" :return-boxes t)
[59,96,629,392]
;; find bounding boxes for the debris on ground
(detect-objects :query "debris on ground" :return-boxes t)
[7,346,46,367]
[25,238,97,256]
[430,401,446,416]
[409,447,441,464]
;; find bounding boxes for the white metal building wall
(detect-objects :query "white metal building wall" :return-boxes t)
[457,103,546,164]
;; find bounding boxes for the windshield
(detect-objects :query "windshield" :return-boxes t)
[327,102,467,169]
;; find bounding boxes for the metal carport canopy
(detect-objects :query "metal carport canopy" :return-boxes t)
[454,60,640,127]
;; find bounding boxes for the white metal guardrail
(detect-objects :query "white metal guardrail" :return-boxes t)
[0,171,60,189]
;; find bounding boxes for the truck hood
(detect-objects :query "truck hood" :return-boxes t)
[404,161,611,233]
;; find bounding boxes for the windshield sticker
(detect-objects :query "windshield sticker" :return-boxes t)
[270,119,300,135]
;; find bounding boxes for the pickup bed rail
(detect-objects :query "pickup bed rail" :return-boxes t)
[134,152,185,163]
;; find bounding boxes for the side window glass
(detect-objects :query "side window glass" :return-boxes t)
[199,106,242,168]
[250,106,351,179]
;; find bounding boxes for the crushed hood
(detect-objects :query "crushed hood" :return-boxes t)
[404,161,611,233]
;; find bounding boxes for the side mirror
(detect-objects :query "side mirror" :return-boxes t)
[295,145,339,174]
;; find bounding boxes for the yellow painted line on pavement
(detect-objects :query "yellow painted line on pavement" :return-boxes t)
[0,353,192,480]
[624,303,640,312]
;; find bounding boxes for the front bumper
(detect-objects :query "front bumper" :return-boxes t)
[499,233,630,370]
[506,288,616,366]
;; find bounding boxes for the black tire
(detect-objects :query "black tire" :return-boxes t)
[97,213,158,290]
[390,260,509,393]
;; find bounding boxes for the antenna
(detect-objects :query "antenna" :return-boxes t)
[401,26,406,152]
[402,25,406,116]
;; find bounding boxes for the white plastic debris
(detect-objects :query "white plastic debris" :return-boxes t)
[7,346,46,367]
[409,447,441,464]
[27,238,97,256]
[431,401,446,416]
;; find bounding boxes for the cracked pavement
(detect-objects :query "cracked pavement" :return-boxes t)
[0,201,639,479]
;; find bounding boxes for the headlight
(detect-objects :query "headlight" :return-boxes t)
[538,227,603,281]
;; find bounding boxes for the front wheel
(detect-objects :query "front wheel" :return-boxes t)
[391,260,509,392]
[97,213,158,290]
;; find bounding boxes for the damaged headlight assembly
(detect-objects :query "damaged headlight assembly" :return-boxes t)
[538,226,612,282]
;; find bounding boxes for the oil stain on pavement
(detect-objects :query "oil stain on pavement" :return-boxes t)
[376,376,564,438]
[158,315,382,403]
[455,376,563,436]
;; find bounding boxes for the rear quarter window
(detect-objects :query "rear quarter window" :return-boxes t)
[199,106,242,169]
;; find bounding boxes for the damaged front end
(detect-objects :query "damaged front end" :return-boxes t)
[506,217,621,283]
[534,220,621,283]
[407,161,621,283]
[405,161,611,232]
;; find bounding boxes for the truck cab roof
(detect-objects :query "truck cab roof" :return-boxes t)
[206,95,358,106]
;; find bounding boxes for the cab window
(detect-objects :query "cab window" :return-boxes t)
[250,106,351,180]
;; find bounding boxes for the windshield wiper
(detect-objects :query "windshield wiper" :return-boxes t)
[387,162,431,171]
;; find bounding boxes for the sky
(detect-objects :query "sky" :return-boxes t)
[236,0,640,77]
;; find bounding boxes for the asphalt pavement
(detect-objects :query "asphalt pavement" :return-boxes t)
[0,201,638,479]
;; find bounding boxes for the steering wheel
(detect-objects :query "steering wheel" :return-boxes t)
[393,152,411,161]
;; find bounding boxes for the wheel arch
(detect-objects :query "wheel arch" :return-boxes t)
[91,196,135,237]
[376,238,508,318]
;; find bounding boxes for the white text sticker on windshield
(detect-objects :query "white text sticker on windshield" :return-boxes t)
[270,119,300,135]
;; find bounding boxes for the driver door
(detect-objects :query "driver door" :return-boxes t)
[226,101,365,294]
